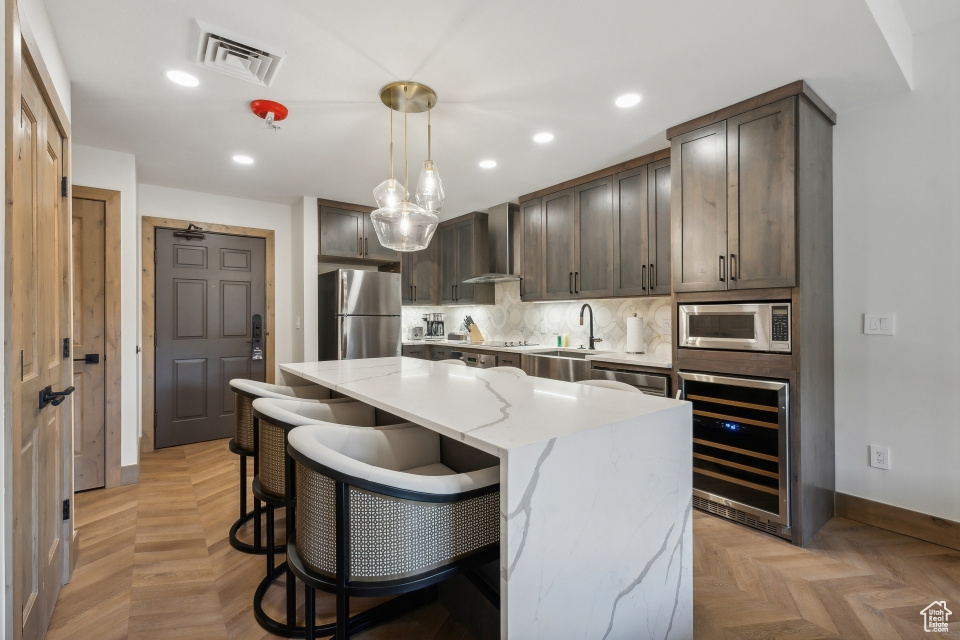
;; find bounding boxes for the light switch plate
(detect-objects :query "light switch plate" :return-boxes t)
[863,313,894,335]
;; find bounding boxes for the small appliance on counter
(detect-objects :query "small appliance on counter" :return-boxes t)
[423,313,445,340]
[411,326,424,340]
[447,331,467,342]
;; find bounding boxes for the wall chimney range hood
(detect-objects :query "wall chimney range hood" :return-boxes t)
[462,202,521,284]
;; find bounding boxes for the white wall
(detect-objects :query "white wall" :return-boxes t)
[71,145,139,466]
[137,184,299,382]
[833,18,960,520]
[294,197,318,361]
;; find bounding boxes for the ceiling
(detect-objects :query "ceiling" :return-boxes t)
[45,0,919,215]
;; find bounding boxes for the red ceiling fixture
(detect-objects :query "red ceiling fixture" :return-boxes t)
[250,99,288,130]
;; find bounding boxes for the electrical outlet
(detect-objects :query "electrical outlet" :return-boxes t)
[863,313,894,335]
[869,445,890,470]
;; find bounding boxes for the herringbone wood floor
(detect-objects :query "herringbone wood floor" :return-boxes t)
[47,439,960,639]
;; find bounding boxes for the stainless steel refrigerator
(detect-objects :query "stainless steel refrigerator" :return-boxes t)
[318,269,402,360]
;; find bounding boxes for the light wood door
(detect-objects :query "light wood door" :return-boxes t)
[13,66,69,640]
[672,121,728,292]
[726,98,797,289]
[71,198,106,491]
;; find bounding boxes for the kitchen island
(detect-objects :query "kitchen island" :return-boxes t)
[280,357,692,639]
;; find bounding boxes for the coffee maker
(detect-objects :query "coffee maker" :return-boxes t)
[423,313,445,340]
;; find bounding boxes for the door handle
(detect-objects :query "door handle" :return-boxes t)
[364,237,368,256]
[642,265,647,291]
[358,236,362,256]
[73,353,100,364]
[719,255,726,282]
[575,271,580,294]
[730,253,737,281]
[569,272,573,294]
[39,385,75,409]
[413,285,417,300]
[650,263,656,290]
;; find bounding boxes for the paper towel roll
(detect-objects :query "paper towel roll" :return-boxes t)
[625,315,643,354]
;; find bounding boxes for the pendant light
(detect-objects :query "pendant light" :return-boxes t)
[370,82,441,252]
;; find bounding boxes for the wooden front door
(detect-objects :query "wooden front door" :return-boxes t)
[12,65,70,640]
[154,229,267,448]
[71,197,106,490]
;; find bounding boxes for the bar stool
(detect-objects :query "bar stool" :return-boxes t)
[229,380,331,555]
[578,379,643,393]
[286,422,501,640]
[252,397,377,637]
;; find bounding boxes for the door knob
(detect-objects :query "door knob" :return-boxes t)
[73,353,100,364]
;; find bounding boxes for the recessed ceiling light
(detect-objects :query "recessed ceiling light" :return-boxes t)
[615,93,642,108]
[479,160,497,169]
[232,154,254,165]
[166,70,199,87]
[533,132,554,143]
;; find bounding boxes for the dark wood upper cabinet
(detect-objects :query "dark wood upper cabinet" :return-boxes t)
[671,96,800,293]
[671,121,728,293]
[318,203,399,263]
[401,242,438,306]
[519,198,544,301]
[647,159,671,295]
[401,251,413,304]
[362,216,400,262]
[542,189,576,300]
[319,206,364,259]
[574,177,615,298]
[436,212,494,305]
[613,167,649,296]
[726,98,796,289]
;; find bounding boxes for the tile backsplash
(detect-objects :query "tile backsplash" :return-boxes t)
[401,281,672,358]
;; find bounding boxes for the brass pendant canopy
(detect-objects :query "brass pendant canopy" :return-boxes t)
[379,82,437,113]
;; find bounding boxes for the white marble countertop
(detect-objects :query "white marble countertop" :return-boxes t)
[280,357,684,457]
[402,340,673,369]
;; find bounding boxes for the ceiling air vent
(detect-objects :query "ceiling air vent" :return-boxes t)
[189,20,286,87]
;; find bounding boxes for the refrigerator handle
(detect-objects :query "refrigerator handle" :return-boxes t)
[338,316,346,360]
[340,273,347,315]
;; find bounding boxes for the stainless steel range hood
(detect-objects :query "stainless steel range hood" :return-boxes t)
[462,202,521,284]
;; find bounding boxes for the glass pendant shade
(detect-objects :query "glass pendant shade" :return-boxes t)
[370,201,439,252]
[372,178,407,209]
[414,160,445,212]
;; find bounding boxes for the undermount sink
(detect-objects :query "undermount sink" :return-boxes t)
[525,349,611,360]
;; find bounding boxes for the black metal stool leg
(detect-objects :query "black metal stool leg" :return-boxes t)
[304,584,316,640]
[228,440,282,555]
[336,593,350,640]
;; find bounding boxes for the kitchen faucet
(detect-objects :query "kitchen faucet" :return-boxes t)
[579,303,602,350]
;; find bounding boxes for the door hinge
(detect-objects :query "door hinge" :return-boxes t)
[61,176,68,197]
[62,499,70,521]
[63,337,70,359]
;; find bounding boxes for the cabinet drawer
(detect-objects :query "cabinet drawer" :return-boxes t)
[497,353,521,368]
[401,345,426,359]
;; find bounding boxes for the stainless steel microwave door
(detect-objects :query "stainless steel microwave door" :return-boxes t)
[339,270,401,316]
[338,315,402,359]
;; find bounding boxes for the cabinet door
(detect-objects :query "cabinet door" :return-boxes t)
[455,221,476,303]
[574,177,615,298]
[542,189,576,299]
[363,216,400,262]
[519,199,544,301]
[401,251,414,304]
[727,98,796,289]
[319,207,363,259]
[647,159,671,295]
[613,167,649,296]
[438,224,458,304]
[413,242,437,304]
[672,122,728,292]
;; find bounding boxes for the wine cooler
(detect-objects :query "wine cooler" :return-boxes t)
[678,372,790,539]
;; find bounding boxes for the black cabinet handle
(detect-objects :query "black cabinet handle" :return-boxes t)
[730,253,737,281]
[569,272,573,294]
[365,237,369,256]
[642,265,647,291]
[414,285,417,300]
[358,237,362,255]
[73,353,100,364]
[39,385,75,410]
[719,255,726,282]
[575,271,580,293]
[650,263,656,290]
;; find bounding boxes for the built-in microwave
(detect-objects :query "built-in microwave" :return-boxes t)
[678,303,791,353]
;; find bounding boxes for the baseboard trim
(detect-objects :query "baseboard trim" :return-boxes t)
[121,464,140,486]
[835,492,960,552]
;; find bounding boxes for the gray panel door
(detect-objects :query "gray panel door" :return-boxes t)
[339,316,402,359]
[542,189,575,300]
[647,159,671,295]
[155,229,266,448]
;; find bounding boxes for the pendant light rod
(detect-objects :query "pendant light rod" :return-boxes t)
[389,107,394,179]
[427,104,432,161]
[403,85,409,198]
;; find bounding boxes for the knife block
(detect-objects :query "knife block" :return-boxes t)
[468,324,485,343]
